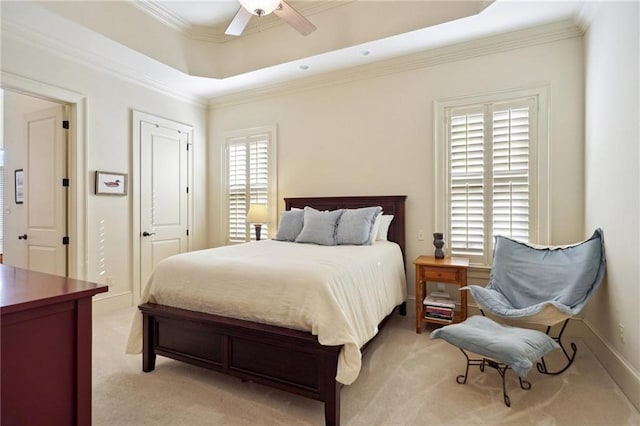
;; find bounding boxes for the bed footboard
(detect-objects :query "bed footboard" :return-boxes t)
[139,303,342,425]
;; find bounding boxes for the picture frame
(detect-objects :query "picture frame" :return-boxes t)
[95,171,127,195]
[15,169,24,204]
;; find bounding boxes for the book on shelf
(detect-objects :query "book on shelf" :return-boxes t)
[425,313,453,323]
[429,290,451,299]
[423,296,456,309]
[425,305,454,318]
[425,306,453,315]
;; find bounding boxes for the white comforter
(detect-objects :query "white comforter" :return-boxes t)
[126,239,407,385]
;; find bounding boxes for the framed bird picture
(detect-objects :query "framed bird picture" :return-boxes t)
[95,171,127,195]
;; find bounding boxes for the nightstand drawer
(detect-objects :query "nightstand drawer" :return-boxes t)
[424,268,459,283]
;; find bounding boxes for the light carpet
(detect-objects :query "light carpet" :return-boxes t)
[93,307,639,425]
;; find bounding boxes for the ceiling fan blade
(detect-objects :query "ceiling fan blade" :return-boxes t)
[225,6,253,36]
[273,0,316,36]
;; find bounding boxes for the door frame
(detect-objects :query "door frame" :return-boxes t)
[1,71,88,280]
[132,110,194,304]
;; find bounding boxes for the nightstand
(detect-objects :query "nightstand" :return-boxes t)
[414,255,469,333]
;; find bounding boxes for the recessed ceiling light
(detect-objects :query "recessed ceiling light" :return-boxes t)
[299,64,309,71]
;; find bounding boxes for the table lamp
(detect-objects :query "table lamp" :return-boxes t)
[246,204,269,241]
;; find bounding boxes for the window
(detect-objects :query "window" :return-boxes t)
[224,126,277,243]
[436,89,548,266]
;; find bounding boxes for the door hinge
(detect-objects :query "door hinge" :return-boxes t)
[186,186,189,194]
[62,120,69,129]
[62,178,70,187]
[186,229,189,236]
[62,236,70,245]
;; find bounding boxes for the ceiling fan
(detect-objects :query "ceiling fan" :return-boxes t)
[225,0,317,37]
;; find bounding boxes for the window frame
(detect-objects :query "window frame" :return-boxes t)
[434,86,550,267]
[222,125,277,244]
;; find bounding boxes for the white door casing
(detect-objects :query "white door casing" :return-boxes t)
[135,112,193,301]
[2,72,88,283]
[22,105,67,276]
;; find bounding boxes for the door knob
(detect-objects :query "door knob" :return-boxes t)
[18,234,28,240]
[142,231,156,237]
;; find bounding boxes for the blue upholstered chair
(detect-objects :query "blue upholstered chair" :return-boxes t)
[464,229,606,375]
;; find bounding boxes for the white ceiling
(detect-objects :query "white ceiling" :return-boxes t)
[1,1,585,102]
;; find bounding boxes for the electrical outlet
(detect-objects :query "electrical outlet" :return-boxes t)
[417,230,424,241]
[618,323,625,343]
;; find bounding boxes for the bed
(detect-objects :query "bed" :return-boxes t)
[128,195,407,426]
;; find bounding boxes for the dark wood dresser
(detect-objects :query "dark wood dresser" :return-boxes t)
[0,264,108,425]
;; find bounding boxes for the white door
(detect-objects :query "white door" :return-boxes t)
[140,119,190,291]
[21,106,67,275]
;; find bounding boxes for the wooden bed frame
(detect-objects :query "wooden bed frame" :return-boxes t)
[139,195,407,426]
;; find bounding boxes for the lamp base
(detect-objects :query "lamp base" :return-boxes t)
[254,224,262,241]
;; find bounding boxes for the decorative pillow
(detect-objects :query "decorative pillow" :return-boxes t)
[376,215,394,241]
[295,207,344,246]
[337,206,382,245]
[274,209,304,242]
[430,315,559,377]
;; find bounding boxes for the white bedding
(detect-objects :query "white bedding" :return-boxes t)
[126,239,407,385]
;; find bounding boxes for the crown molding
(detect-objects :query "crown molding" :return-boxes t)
[1,19,207,108]
[131,0,192,33]
[208,19,583,108]
[134,1,347,44]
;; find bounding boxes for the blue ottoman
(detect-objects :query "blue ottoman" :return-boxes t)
[430,315,559,406]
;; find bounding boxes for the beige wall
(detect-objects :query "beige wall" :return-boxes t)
[583,0,640,402]
[1,35,208,306]
[209,36,586,292]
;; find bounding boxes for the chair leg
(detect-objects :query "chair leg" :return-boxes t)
[536,319,577,375]
[456,348,479,384]
[455,349,531,407]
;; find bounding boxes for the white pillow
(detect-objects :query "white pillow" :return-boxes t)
[368,213,383,244]
[377,215,394,241]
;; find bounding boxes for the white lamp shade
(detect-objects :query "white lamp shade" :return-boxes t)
[239,0,280,16]
[246,204,270,223]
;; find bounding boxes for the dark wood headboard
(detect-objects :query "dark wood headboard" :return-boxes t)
[284,195,407,259]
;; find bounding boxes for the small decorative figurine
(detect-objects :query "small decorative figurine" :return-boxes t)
[433,232,445,259]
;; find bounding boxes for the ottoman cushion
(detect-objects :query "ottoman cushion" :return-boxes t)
[430,315,559,377]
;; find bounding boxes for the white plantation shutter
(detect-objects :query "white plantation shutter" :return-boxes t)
[227,141,248,242]
[492,102,532,242]
[449,110,485,256]
[226,131,273,243]
[446,97,537,264]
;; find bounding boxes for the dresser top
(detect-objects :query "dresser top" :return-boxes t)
[0,264,108,314]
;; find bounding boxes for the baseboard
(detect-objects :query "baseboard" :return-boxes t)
[93,290,133,315]
[573,318,640,411]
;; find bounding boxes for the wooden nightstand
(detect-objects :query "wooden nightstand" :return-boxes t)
[414,256,469,333]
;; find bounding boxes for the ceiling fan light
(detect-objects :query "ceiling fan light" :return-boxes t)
[239,0,281,16]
